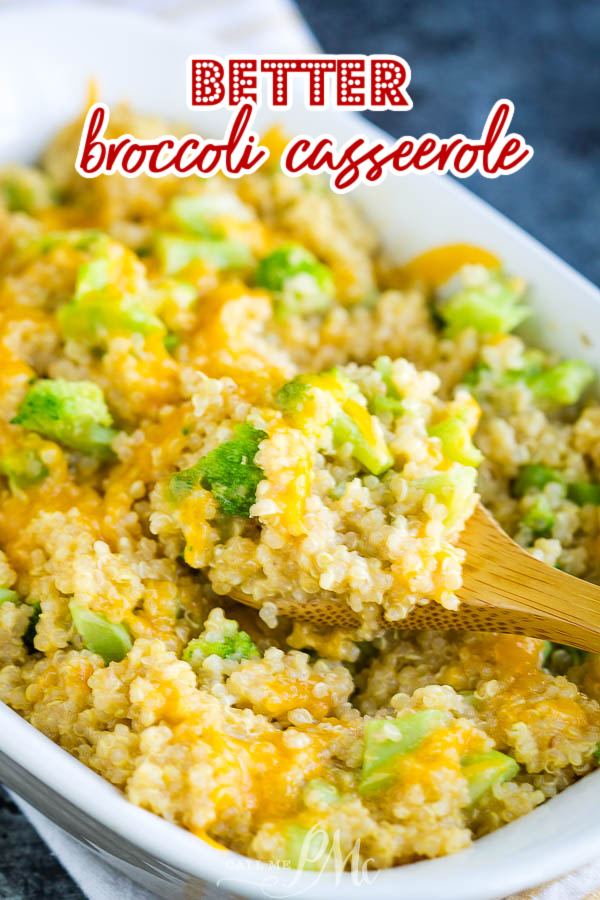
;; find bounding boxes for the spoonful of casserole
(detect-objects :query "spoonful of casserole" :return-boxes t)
[230,502,600,652]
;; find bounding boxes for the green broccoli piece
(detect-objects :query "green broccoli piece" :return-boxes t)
[521,495,555,537]
[413,465,478,531]
[373,357,395,389]
[75,256,111,297]
[283,824,330,871]
[360,710,450,795]
[255,243,335,318]
[528,360,594,405]
[154,233,253,276]
[461,750,519,804]
[371,357,404,417]
[0,166,56,213]
[461,362,492,389]
[163,333,180,354]
[23,601,41,653]
[170,192,252,235]
[0,587,20,605]
[428,417,483,467]
[459,690,478,708]
[540,641,586,675]
[11,379,117,460]
[330,412,393,476]
[275,371,393,475]
[302,779,340,809]
[438,270,529,337]
[370,395,405,417]
[145,279,197,314]
[59,288,164,346]
[488,350,548,388]
[14,229,105,266]
[69,600,132,664]
[169,423,266,517]
[183,616,259,669]
[275,376,312,414]
[567,482,600,506]
[59,246,164,346]
[0,446,48,493]
[512,465,565,498]
[461,350,547,394]
[0,590,41,652]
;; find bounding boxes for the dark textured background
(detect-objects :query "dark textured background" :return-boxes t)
[1,0,598,897]
[298,0,600,287]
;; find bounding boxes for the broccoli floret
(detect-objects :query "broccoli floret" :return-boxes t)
[275,377,312,413]
[169,423,266,517]
[330,411,393,476]
[59,288,165,346]
[370,395,405,417]
[275,370,393,476]
[521,495,555,537]
[0,589,41,652]
[170,192,252,235]
[283,824,330,871]
[163,333,180,354]
[75,256,111,297]
[154,233,253,275]
[23,601,41,652]
[145,279,197,313]
[458,353,594,416]
[413,464,478,531]
[0,587,20,605]
[461,350,546,394]
[437,267,529,337]
[11,379,117,460]
[528,360,594,405]
[143,279,198,335]
[0,165,56,213]
[59,245,165,346]
[461,751,519,804]
[69,600,132,664]
[13,230,105,270]
[302,779,340,810]
[0,590,40,651]
[0,444,48,493]
[567,482,600,506]
[360,710,450,795]
[183,615,259,669]
[461,362,492,388]
[255,243,335,318]
[540,641,586,675]
[428,417,483,467]
[371,357,404,418]
[512,465,565,498]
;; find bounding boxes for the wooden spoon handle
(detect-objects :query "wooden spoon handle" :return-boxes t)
[410,504,600,652]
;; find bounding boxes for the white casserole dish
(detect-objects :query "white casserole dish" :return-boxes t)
[1,5,599,898]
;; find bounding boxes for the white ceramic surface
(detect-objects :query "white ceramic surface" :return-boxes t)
[1,6,599,898]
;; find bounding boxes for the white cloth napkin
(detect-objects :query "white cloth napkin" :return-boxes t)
[2,2,597,898]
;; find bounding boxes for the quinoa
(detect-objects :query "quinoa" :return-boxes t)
[0,106,599,870]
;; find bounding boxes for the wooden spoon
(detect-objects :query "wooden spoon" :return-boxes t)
[230,504,600,652]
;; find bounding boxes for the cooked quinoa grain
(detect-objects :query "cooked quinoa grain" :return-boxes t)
[0,106,599,870]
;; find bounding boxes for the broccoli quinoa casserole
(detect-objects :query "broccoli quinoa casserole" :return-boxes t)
[1,105,600,871]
